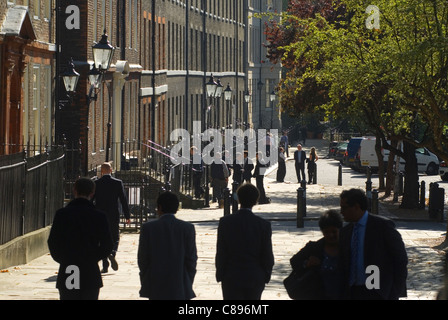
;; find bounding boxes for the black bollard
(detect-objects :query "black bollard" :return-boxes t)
[366,167,372,212]
[338,163,342,186]
[232,181,239,214]
[300,179,307,217]
[313,162,317,184]
[371,189,379,215]
[297,187,304,228]
[419,181,426,209]
[223,187,231,216]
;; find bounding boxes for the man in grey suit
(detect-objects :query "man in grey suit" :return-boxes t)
[138,191,197,300]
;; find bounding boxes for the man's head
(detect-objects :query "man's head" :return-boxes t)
[101,162,112,175]
[297,144,302,151]
[339,188,368,222]
[157,191,180,215]
[73,178,96,200]
[237,183,260,208]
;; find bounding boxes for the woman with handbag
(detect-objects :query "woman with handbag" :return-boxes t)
[284,210,344,300]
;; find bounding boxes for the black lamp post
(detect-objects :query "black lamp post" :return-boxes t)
[270,90,276,129]
[60,30,115,176]
[224,83,232,127]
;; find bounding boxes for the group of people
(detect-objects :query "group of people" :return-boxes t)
[190,146,272,207]
[276,142,319,185]
[48,161,408,300]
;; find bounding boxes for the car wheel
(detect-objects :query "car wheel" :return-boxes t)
[426,162,438,175]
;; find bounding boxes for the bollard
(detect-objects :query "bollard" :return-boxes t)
[223,187,231,216]
[429,183,444,221]
[204,166,210,208]
[300,179,307,217]
[232,181,239,214]
[419,181,426,209]
[371,189,379,215]
[338,163,342,186]
[366,167,372,212]
[297,187,304,228]
[313,163,317,184]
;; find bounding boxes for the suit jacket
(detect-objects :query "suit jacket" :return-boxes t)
[294,150,307,169]
[215,209,274,288]
[48,198,113,290]
[243,158,254,181]
[339,214,408,299]
[93,175,130,224]
[138,214,197,300]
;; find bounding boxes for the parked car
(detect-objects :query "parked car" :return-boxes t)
[334,141,348,162]
[328,141,339,157]
[345,137,364,170]
[439,161,448,180]
[383,146,439,175]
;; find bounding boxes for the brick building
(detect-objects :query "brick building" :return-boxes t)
[0,0,55,155]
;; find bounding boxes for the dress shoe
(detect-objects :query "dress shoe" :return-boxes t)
[109,254,119,271]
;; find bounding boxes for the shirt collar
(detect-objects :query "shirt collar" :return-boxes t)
[356,210,369,227]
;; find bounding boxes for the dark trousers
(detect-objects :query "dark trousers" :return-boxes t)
[256,176,267,202]
[193,173,202,198]
[295,164,305,182]
[59,287,100,300]
[222,282,265,300]
[103,222,119,269]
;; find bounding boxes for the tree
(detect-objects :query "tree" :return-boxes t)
[265,0,448,209]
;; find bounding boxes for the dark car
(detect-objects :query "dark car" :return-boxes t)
[334,141,348,162]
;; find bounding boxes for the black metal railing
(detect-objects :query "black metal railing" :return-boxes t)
[0,146,65,246]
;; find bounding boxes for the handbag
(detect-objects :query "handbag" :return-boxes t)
[283,266,324,300]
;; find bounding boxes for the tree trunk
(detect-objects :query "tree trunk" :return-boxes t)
[375,134,385,190]
[385,139,398,197]
[400,141,420,209]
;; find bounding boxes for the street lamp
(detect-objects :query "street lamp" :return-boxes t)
[61,58,80,93]
[224,83,232,127]
[92,30,115,71]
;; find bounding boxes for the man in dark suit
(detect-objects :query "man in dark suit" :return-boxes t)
[339,189,408,300]
[242,150,254,183]
[294,144,306,183]
[93,163,130,273]
[215,183,275,300]
[138,191,197,300]
[48,178,113,300]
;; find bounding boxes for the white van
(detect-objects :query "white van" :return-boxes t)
[359,137,380,170]
[383,144,439,175]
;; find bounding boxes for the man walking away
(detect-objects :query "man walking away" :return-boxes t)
[216,183,274,300]
[48,178,113,300]
[93,163,131,273]
[138,192,197,300]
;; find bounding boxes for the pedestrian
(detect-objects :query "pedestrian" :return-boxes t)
[280,131,289,157]
[242,150,254,183]
[288,210,344,300]
[276,147,286,182]
[210,152,230,208]
[307,146,319,184]
[253,151,270,204]
[138,191,197,300]
[232,152,244,185]
[339,188,408,300]
[190,146,204,199]
[93,162,131,273]
[215,183,274,300]
[48,178,113,300]
[294,144,306,183]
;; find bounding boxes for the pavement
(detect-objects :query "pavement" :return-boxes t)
[0,140,447,301]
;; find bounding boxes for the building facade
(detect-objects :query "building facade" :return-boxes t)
[0,0,56,155]
[1,0,282,170]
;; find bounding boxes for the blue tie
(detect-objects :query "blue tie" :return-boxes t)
[350,223,360,285]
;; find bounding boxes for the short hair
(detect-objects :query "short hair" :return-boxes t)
[319,210,344,230]
[74,178,95,197]
[101,162,112,174]
[237,183,260,208]
[157,191,180,214]
[340,188,368,212]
